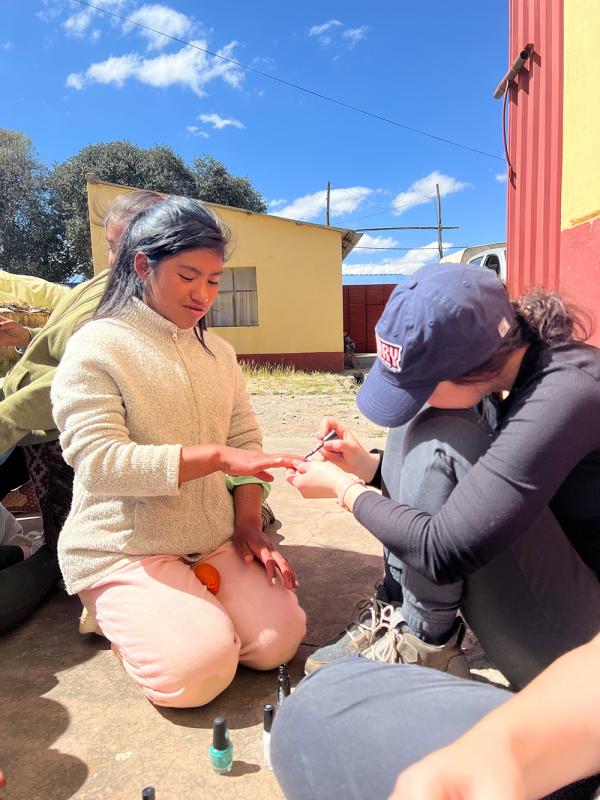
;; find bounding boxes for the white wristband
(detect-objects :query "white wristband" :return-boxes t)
[336,477,365,508]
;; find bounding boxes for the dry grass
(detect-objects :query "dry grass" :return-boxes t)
[241,360,359,396]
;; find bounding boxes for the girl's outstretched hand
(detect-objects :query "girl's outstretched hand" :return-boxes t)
[219,447,297,482]
[286,459,350,499]
[314,417,380,483]
[232,522,299,590]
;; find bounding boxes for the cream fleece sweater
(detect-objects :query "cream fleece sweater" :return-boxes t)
[51,298,262,595]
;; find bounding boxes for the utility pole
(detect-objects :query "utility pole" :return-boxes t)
[326,181,331,226]
[435,183,444,260]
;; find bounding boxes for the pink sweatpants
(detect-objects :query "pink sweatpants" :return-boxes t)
[79,542,307,708]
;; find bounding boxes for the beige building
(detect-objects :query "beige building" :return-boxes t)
[88,178,360,371]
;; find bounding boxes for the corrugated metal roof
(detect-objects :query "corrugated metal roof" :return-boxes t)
[342,274,409,286]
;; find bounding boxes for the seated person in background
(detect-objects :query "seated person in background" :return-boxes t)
[51,196,306,708]
[343,331,357,368]
[0,190,162,635]
[0,269,70,341]
[0,504,43,570]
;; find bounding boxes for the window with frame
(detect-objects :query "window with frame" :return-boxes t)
[207,267,259,327]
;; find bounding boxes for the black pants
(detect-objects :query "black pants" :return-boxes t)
[0,447,29,500]
[0,546,60,635]
[0,441,72,634]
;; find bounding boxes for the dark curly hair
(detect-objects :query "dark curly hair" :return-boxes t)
[456,287,594,384]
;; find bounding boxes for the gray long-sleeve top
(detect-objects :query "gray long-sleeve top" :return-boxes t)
[353,342,600,584]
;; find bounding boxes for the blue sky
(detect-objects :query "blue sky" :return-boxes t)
[2,0,509,275]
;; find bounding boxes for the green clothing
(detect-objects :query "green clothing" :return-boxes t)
[0,271,109,452]
[0,269,70,310]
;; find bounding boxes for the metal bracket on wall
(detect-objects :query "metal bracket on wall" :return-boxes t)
[493,43,534,99]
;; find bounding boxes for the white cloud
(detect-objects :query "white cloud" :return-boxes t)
[277,186,373,222]
[308,20,343,37]
[354,233,399,253]
[267,198,287,211]
[63,0,124,41]
[37,2,63,23]
[66,72,86,90]
[1,41,14,51]
[495,172,507,183]
[186,125,210,138]
[126,4,194,50]
[392,171,468,215]
[64,9,94,38]
[198,112,244,130]
[342,26,370,46]
[87,54,141,87]
[66,40,244,95]
[344,241,453,275]
[308,20,368,48]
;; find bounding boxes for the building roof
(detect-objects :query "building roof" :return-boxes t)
[342,273,409,286]
[86,176,362,259]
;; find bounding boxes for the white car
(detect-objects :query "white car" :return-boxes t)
[467,247,506,282]
[441,243,506,282]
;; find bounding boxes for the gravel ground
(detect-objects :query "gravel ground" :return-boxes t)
[250,389,387,440]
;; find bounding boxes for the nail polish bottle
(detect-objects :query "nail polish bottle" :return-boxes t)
[209,716,233,774]
[141,788,155,800]
[263,704,275,771]
[276,663,291,708]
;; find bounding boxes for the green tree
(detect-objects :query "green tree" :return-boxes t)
[50,140,198,278]
[0,128,69,282]
[191,155,267,213]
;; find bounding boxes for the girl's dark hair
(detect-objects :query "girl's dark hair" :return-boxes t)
[95,195,230,352]
[456,286,594,384]
[103,189,164,230]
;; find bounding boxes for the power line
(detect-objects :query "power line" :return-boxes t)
[340,191,438,225]
[72,0,504,161]
[354,245,468,251]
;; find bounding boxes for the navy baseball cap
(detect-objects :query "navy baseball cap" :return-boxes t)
[356,262,514,428]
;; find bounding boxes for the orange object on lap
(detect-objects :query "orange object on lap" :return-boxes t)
[193,563,221,595]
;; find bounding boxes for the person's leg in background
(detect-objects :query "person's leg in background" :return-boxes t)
[80,546,305,708]
[0,444,63,635]
[22,440,73,555]
[0,547,61,635]
[0,446,29,501]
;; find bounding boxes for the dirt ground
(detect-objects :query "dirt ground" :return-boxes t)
[250,389,387,440]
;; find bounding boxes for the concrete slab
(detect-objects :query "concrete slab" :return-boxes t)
[0,434,504,800]
[0,435,383,800]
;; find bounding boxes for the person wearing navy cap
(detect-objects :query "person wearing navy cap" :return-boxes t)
[273,261,600,800]
[287,261,600,686]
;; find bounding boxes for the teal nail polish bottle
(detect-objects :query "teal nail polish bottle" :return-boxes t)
[210,716,233,774]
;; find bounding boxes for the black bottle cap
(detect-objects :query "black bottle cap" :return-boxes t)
[142,788,155,800]
[212,716,229,751]
[263,703,275,733]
